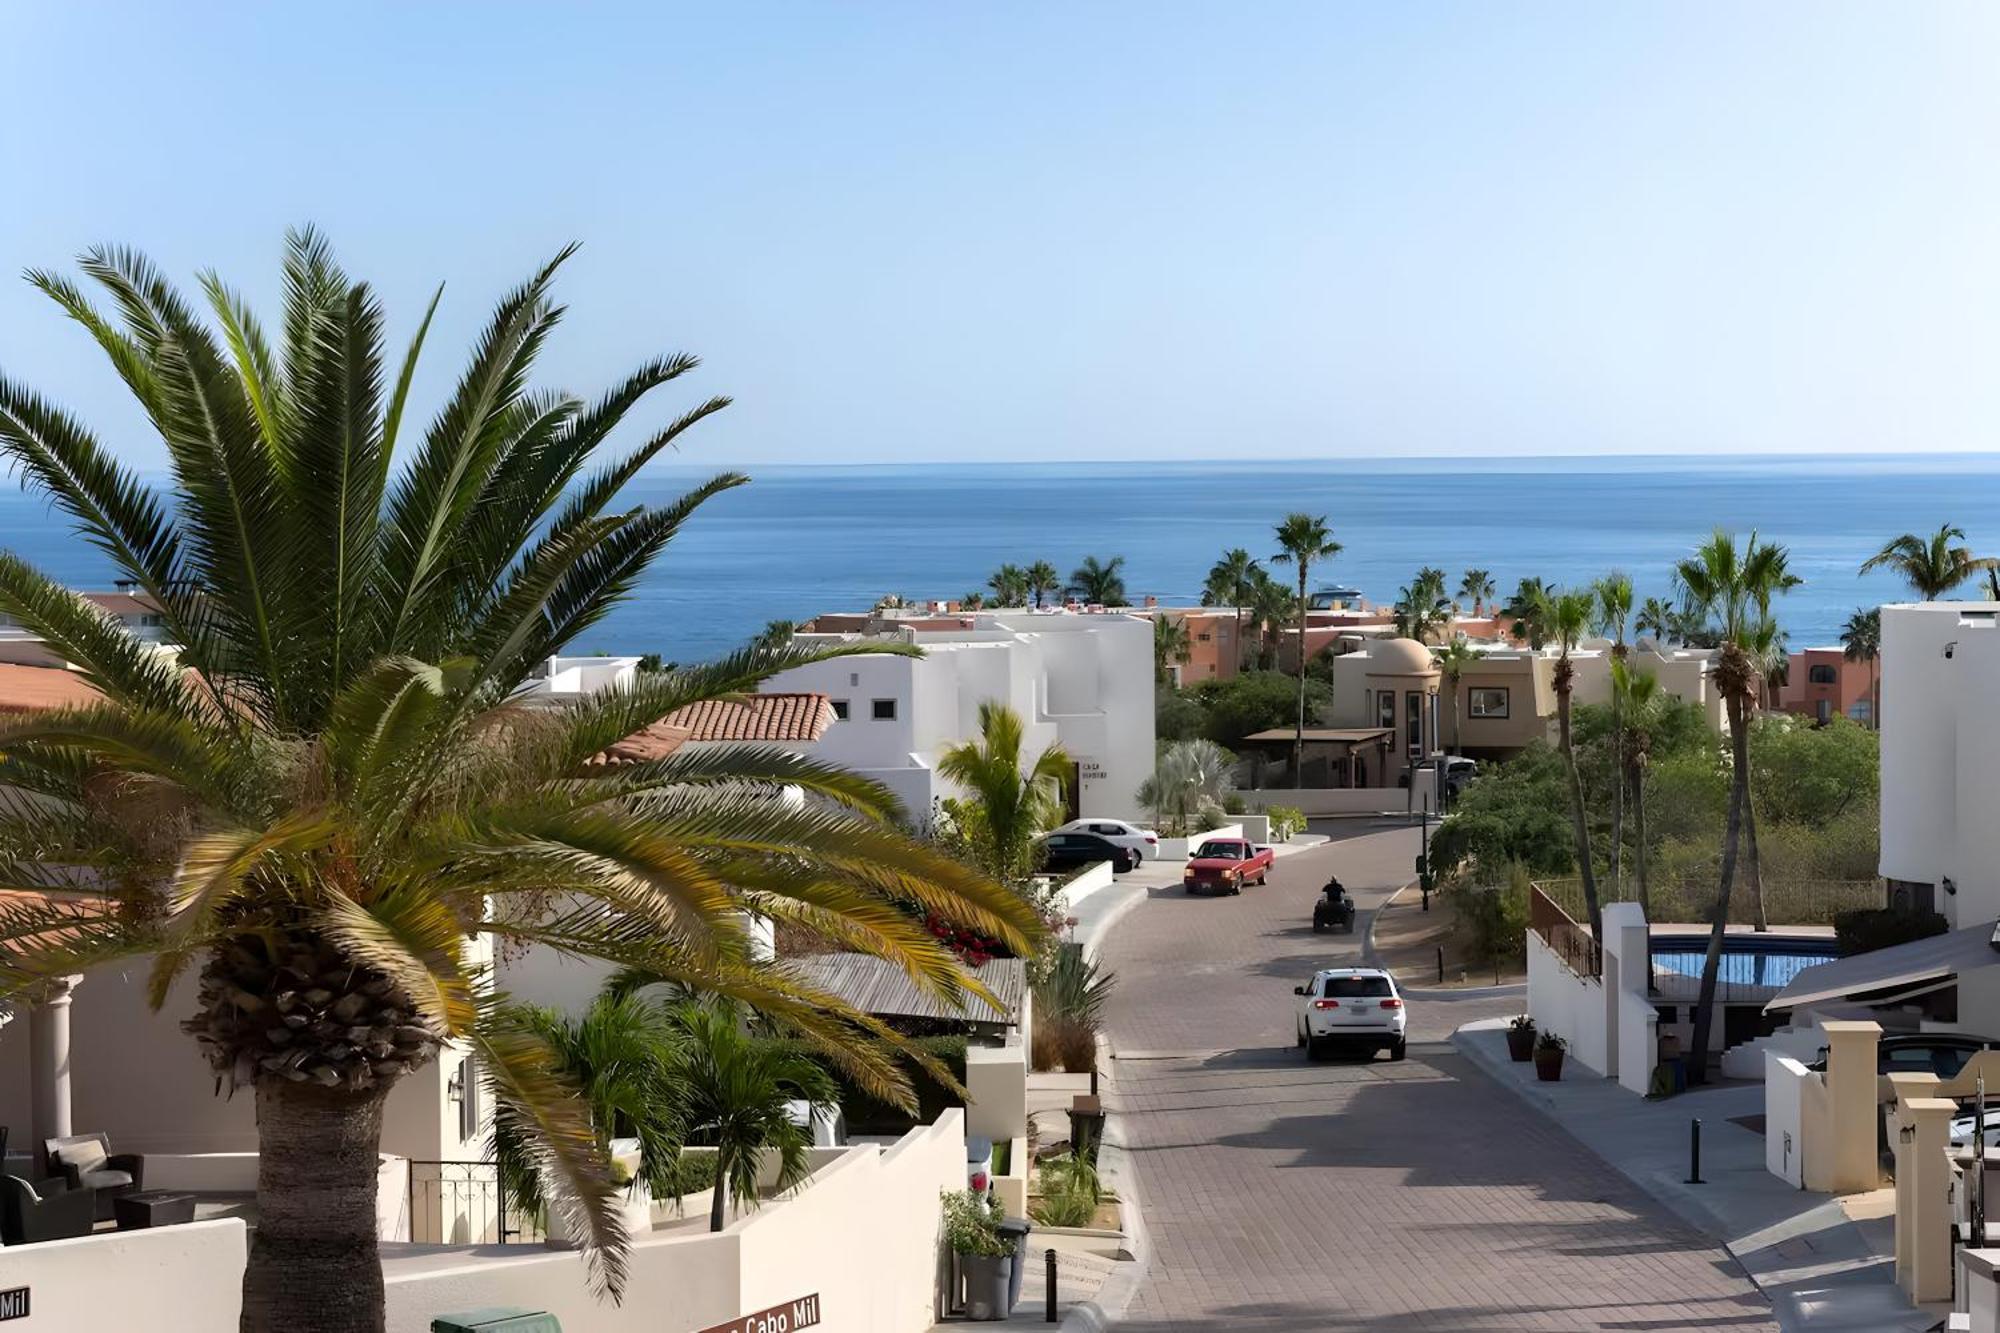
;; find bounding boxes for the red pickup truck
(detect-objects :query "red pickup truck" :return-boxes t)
[1182,837,1274,895]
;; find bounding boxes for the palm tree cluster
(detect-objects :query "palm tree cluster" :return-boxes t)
[1392,567,1452,643]
[1860,523,1997,599]
[0,234,1042,1331]
[1840,607,1881,729]
[1136,738,1235,835]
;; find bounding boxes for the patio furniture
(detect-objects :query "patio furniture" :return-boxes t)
[43,1133,145,1222]
[0,1175,95,1245]
[112,1190,196,1231]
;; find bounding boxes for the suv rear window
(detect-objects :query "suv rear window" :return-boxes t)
[1321,976,1392,998]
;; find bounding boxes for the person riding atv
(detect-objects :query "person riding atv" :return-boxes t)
[1312,876,1356,934]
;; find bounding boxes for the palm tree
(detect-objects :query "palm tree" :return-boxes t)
[669,1001,835,1232]
[1533,585,1603,947]
[1635,595,1677,645]
[1271,514,1342,781]
[1432,637,1481,755]
[1458,569,1495,618]
[1674,529,1798,1080]
[756,619,797,648]
[1860,524,1997,599]
[1204,548,1261,670]
[1594,573,1634,893]
[1135,739,1236,833]
[1610,659,1664,918]
[1153,614,1191,685]
[1737,617,1789,927]
[0,234,1041,1331]
[988,563,1028,608]
[960,591,986,611]
[494,991,688,1231]
[1247,569,1296,670]
[1066,555,1127,606]
[937,699,1072,882]
[1840,607,1881,729]
[1025,560,1061,609]
[1503,577,1550,648]
[1392,568,1451,643]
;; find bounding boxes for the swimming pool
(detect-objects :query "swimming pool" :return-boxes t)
[1649,935,1840,991]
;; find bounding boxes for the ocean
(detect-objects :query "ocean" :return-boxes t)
[1,454,1996,665]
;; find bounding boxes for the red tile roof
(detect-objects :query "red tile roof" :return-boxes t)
[597,692,837,765]
[0,664,104,713]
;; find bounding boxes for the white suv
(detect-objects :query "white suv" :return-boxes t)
[1294,967,1407,1061]
[1053,818,1159,861]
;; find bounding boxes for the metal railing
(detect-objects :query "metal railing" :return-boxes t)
[1536,876,1882,928]
[1529,883,1600,979]
[407,1160,545,1246]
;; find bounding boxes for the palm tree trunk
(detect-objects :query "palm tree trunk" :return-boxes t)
[1690,695,1748,1086]
[709,1149,729,1231]
[1632,760,1649,919]
[1556,677,1602,951]
[1451,688,1461,756]
[240,1080,391,1333]
[1745,774,1768,932]
[1609,690,1624,895]
[1293,566,1309,784]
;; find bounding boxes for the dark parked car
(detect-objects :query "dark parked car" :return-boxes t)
[1805,1032,1996,1079]
[1039,831,1139,874]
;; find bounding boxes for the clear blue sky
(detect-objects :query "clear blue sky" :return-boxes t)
[5,3,1998,469]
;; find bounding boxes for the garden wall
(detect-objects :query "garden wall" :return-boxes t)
[0,1218,246,1332]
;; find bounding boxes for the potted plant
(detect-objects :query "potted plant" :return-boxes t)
[943,1189,1014,1320]
[1534,1031,1567,1082]
[1505,1015,1537,1063]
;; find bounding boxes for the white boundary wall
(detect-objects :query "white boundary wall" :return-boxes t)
[1765,1054,1809,1188]
[1526,932,1609,1076]
[383,1112,964,1333]
[0,1218,246,1332]
[1156,823,1244,861]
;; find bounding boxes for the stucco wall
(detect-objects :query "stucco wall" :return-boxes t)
[0,1218,246,1332]
[1765,1054,1808,1188]
[1526,932,1608,1077]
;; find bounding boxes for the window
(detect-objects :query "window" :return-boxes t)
[1197,632,1212,643]
[1815,699,1832,724]
[830,699,850,721]
[1848,700,1872,722]
[451,1056,481,1142]
[871,698,897,721]
[1405,691,1423,754]
[1320,975,1392,998]
[1808,664,1837,685]
[1376,692,1395,729]
[1468,687,1510,719]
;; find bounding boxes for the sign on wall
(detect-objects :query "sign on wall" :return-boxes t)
[1077,758,1103,782]
[0,1288,27,1321]
[694,1293,821,1333]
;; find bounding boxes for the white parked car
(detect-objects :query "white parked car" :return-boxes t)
[1293,967,1406,1061]
[1054,818,1159,861]
[1950,1110,2000,1153]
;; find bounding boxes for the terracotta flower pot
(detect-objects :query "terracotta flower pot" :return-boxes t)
[1534,1046,1565,1082]
[1506,1025,1537,1062]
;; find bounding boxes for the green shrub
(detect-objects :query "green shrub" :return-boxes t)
[1457,865,1531,968]
[1266,806,1306,841]
[942,1189,1011,1256]
[1834,907,1948,958]
[1030,1154,1100,1228]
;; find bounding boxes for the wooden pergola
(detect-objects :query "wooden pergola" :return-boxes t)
[1238,727,1394,789]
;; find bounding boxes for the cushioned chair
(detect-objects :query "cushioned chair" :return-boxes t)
[43,1134,144,1222]
[0,1175,96,1244]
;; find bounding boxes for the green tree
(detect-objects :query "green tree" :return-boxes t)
[1533,585,1604,946]
[1025,560,1061,609]
[669,1002,836,1232]
[938,700,1072,881]
[1203,547,1261,671]
[1429,745,1574,874]
[0,234,1040,1331]
[1594,572,1634,892]
[1247,569,1297,670]
[960,591,986,610]
[1153,613,1191,685]
[988,563,1028,608]
[1458,568,1495,617]
[1840,607,1881,729]
[1136,738,1236,833]
[1859,523,1998,599]
[1750,714,1878,828]
[1503,577,1550,648]
[1432,637,1481,754]
[1271,513,1342,781]
[1393,568,1451,643]
[1674,529,1798,1080]
[1187,670,1329,750]
[1610,659,1664,917]
[1634,596,1676,645]
[1066,555,1127,606]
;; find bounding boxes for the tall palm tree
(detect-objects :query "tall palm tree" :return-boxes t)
[1840,607,1881,729]
[1458,569,1495,618]
[1610,659,1664,919]
[1153,614,1191,685]
[1635,595,1677,645]
[1594,573,1634,893]
[1859,523,1998,599]
[1431,637,1481,755]
[1674,529,1798,1080]
[1204,548,1261,671]
[1393,568,1452,643]
[1066,555,1127,606]
[1271,514,1342,781]
[987,563,1028,608]
[0,234,1041,1331]
[937,699,1072,882]
[1247,569,1296,670]
[669,1001,835,1232]
[960,591,986,610]
[1737,617,1789,929]
[1025,560,1061,610]
[1533,586,1603,947]
[1503,577,1550,648]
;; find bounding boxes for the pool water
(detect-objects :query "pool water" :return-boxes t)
[1650,938,1839,990]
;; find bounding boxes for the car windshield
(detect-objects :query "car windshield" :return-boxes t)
[1322,976,1392,998]
[1195,842,1243,859]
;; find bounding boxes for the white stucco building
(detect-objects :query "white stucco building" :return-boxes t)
[769,609,1156,823]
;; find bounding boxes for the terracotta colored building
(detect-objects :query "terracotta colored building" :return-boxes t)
[1775,647,1877,726]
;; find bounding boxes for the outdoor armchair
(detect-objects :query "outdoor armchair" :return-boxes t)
[43,1133,144,1221]
[0,1175,96,1244]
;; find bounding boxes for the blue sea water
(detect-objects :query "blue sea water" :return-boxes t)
[1,454,1996,665]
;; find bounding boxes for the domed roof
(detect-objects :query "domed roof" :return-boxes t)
[1368,637,1439,675]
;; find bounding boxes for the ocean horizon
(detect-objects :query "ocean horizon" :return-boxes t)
[4,452,1998,665]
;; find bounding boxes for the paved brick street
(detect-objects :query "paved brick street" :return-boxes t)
[1099,823,1779,1331]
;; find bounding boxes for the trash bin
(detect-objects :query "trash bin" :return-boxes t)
[431,1311,561,1333]
[997,1215,1033,1313]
